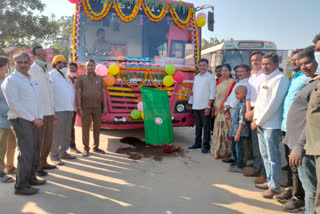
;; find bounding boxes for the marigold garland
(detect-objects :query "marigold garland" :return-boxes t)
[170,4,192,25]
[113,0,142,22]
[72,3,77,61]
[86,0,109,16]
[193,12,200,67]
[181,82,193,88]
[82,0,112,21]
[141,1,168,22]
[119,66,196,73]
[168,6,191,30]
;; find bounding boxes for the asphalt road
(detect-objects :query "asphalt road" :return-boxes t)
[0,127,290,214]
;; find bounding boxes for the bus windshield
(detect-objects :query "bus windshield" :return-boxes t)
[77,8,195,67]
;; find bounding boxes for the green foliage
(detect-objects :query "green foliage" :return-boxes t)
[0,0,57,51]
[201,37,235,50]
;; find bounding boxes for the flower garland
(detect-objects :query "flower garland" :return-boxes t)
[119,66,196,73]
[113,0,142,22]
[170,4,192,25]
[192,12,200,67]
[181,82,193,88]
[86,0,109,16]
[72,3,77,61]
[73,2,81,61]
[141,1,168,22]
[168,5,191,30]
[82,0,112,21]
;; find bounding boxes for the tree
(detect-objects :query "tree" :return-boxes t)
[0,0,57,52]
[201,37,234,50]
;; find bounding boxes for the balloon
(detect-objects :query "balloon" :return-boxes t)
[68,0,79,3]
[141,111,144,120]
[109,64,120,75]
[95,64,108,76]
[131,110,141,120]
[163,75,174,87]
[137,102,143,111]
[197,17,206,28]
[197,12,206,19]
[173,71,184,83]
[104,74,115,87]
[165,64,175,75]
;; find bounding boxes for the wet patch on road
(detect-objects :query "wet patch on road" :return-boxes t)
[116,137,185,161]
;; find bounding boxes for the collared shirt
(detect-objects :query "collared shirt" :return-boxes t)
[50,69,75,112]
[246,69,264,107]
[28,63,55,116]
[1,71,43,121]
[230,100,249,137]
[305,79,320,155]
[281,71,311,132]
[68,76,77,112]
[224,77,249,118]
[75,73,106,108]
[253,69,290,129]
[0,79,10,128]
[190,71,216,110]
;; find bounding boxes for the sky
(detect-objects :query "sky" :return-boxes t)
[42,0,320,50]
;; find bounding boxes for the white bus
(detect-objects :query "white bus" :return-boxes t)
[201,40,288,75]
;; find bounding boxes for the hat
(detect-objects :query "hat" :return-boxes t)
[52,55,66,65]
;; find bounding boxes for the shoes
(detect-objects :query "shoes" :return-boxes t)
[262,188,280,199]
[31,178,46,186]
[70,147,81,154]
[255,182,269,190]
[6,167,17,174]
[222,158,235,163]
[42,164,57,170]
[274,188,293,204]
[93,148,106,154]
[228,166,243,173]
[60,153,76,160]
[51,158,64,166]
[230,163,236,167]
[15,186,39,195]
[82,150,89,157]
[188,145,201,149]
[254,176,267,184]
[282,196,305,212]
[201,148,209,154]
[243,170,260,177]
[36,169,48,177]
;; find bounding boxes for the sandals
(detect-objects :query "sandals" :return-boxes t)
[228,166,243,173]
[6,167,17,174]
[93,148,106,154]
[0,173,15,183]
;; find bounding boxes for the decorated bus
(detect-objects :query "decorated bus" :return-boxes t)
[68,0,214,129]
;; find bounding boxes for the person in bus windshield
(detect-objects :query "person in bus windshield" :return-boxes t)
[92,28,112,56]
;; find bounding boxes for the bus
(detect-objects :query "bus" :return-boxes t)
[201,40,288,76]
[71,0,214,129]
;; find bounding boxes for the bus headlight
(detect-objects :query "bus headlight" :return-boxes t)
[176,103,185,112]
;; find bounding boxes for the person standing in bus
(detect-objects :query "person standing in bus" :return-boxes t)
[243,52,267,185]
[188,59,216,154]
[76,59,108,156]
[252,53,290,199]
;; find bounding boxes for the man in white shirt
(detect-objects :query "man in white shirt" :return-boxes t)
[29,46,56,176]
[49,55,76,166]
[243,52,267,184]
[188,59,216,154]
[2,53,46,195]
[252,53,290,198]
[224,64,250,119]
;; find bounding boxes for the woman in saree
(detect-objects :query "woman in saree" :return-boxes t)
[210,64,235,159]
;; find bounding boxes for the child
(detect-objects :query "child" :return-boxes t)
[228,85,250,173]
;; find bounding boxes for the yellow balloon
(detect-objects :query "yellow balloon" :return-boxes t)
[141,111,144,120]
[109,64,120,75]
[197,17,206,28]
[163,75,174,87]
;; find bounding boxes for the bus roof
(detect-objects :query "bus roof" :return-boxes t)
[149,0,194,7]
[201,40,277,55]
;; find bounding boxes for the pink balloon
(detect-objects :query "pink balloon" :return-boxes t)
[197,12,206,19]
[95,64,108,77]
[68,0,79,3]
[137,102,143,111]
[173,71,184,83]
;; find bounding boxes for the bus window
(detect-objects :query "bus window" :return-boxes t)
[224,50,250,71]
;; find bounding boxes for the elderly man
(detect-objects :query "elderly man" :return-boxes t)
[76,60,108,157]
[275,49,309,211]
[244,52,266,184]
[252,53,290,198]
[188,59,216,154]
[49,55,76,166]
[304,34,320,213]
[2,53,46,195]
[29,46,56,176]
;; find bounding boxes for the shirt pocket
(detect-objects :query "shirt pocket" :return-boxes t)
[309,87,320,108]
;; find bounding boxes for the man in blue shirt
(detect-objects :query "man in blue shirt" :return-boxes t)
[276,49,310,211]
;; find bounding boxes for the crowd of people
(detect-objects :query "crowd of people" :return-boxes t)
[188,33,320,213]
[0,46,107,195]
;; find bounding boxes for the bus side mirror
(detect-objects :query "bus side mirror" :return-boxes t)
[208,11,214,32]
